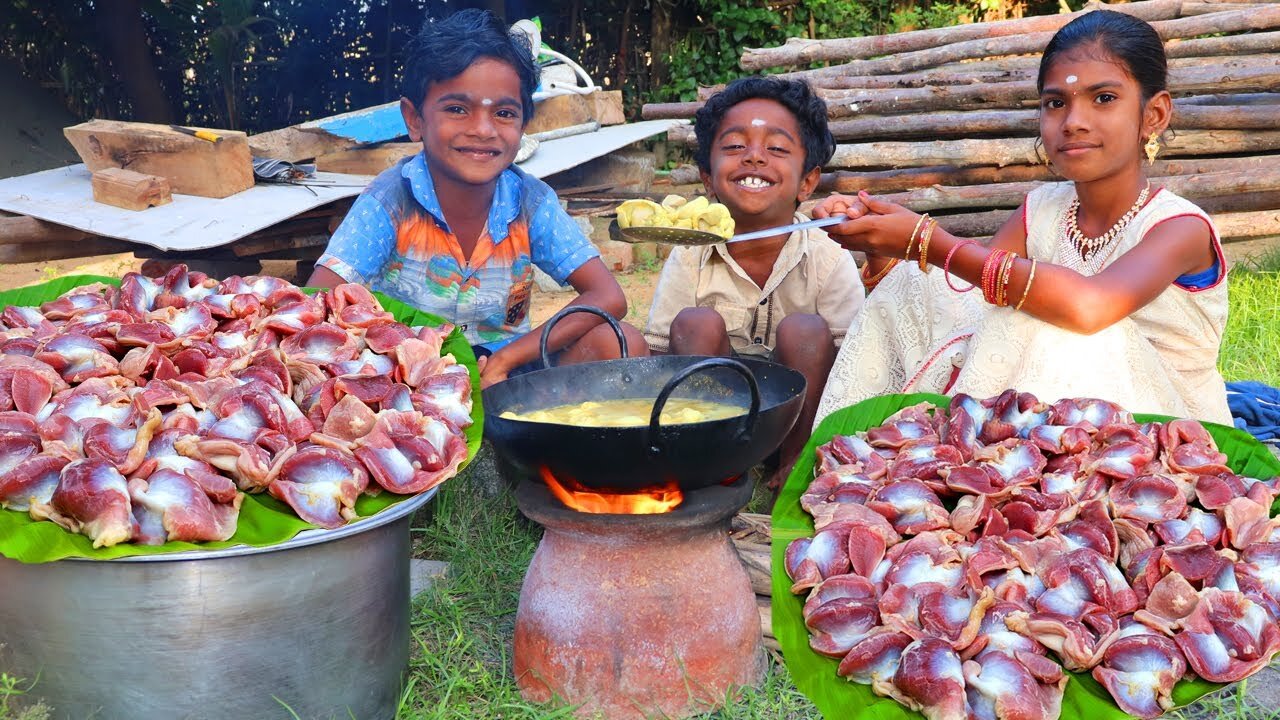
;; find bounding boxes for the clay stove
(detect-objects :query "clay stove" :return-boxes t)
[513,473,764,719]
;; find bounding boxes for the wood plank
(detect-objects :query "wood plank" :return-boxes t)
[247,101,404,163]
[0,238,135,263]
[591,90,627,126]
[90,168,172,211]
[0,215,94,245]
[64,120,254,199]
[314,142,419,175]
[525,94,594,135]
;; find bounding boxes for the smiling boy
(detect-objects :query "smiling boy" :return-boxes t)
[307,9,634,387]
[644,77,864,490]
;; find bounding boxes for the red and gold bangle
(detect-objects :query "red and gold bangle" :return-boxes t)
[981,249,1005,305]
[943,239,978,293]
[1014,259,1038,311]
[917,219,938,273]
[905,214,929,261]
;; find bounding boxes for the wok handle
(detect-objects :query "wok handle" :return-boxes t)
[538,305,628,369]
[647,357,761,455]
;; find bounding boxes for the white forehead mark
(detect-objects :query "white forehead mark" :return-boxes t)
[481,98,494,106]
[751,118,766,127]
[1065,75,1078,84]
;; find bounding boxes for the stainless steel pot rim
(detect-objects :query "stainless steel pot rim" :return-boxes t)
[61,488,438,564]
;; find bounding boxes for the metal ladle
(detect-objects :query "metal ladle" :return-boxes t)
[612,214,849,247]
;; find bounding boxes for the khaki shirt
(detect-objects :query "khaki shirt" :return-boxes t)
[644,215,865,356]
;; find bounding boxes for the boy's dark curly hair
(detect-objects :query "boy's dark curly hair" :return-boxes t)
[401,9,540,123]
[693,76,836,175]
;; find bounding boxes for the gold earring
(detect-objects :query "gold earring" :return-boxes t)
[1145,132,1161,165]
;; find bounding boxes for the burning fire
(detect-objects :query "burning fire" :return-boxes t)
[540,467,683,514]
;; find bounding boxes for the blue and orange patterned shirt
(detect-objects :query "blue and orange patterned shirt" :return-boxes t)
[317,153,599,350]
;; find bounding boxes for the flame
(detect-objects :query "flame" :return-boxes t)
[540,467,683,514]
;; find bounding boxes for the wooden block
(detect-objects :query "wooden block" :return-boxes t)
[64,120,254,199]
[591,90,626,126]
[314,142,419,175]
[91,168,172,211]
[525,94,594,135]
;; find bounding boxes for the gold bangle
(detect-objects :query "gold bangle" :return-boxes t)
[1014,259,1038,311]
[905,214,928,261]
[918,219,938,273]
[997,253,1018,307]
[862,257,901,287]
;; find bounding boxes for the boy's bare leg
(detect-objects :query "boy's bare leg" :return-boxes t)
[558,321,650,362]
[771,313,836,492]
[669,307,732,356]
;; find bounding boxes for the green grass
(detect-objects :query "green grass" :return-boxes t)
[1169,680,1280,720]
[398,456,819,719]
[1221,256,1280,387]
[0,670,50,720]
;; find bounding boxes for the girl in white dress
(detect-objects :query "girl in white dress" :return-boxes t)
[812,10,1230,426]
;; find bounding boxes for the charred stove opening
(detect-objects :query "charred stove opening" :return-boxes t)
[539,466,684,514]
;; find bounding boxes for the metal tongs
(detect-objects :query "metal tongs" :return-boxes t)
[614,214,849,246]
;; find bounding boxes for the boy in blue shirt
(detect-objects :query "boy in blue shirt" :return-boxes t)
[307,9,637,386]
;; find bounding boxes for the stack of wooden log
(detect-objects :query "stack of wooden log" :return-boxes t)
[729,513,779,653]
[642,0,1280,242]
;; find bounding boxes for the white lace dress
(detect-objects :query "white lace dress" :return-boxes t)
[816,184,1232,426]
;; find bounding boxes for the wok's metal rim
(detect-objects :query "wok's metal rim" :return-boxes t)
[61,488,438,564]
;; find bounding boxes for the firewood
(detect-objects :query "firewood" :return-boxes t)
[1178,91,1280,106]
[829,130,1280,170]
[1211,209,1280,238]
[732,537,773,597]
[1167,29,1280,56]
[819,155,1279,194]
[1180,1,1280,13]
[937,209,1021,237]
[667,104,1277,145]
[782,7,1280,81]
[758,596,774,640]
[643,102,704,121]
[90,168,172,211]
[821,60,1280,117]
[737,0,1186,70]
[1197,190,1280,214]
[820,164,1054,193]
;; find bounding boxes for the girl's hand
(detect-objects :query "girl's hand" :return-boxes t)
[813,193,870,222]
[821,191,926,257]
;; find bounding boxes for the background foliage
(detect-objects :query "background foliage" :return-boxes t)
[3,0,1058,133]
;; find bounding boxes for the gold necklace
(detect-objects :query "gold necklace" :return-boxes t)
[1064,182,1151,261]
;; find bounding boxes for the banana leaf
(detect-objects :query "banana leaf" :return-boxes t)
[772,393,1280,719]
[0,275,483,563]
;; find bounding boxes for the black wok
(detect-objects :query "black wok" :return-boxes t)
[482,307,806,492]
